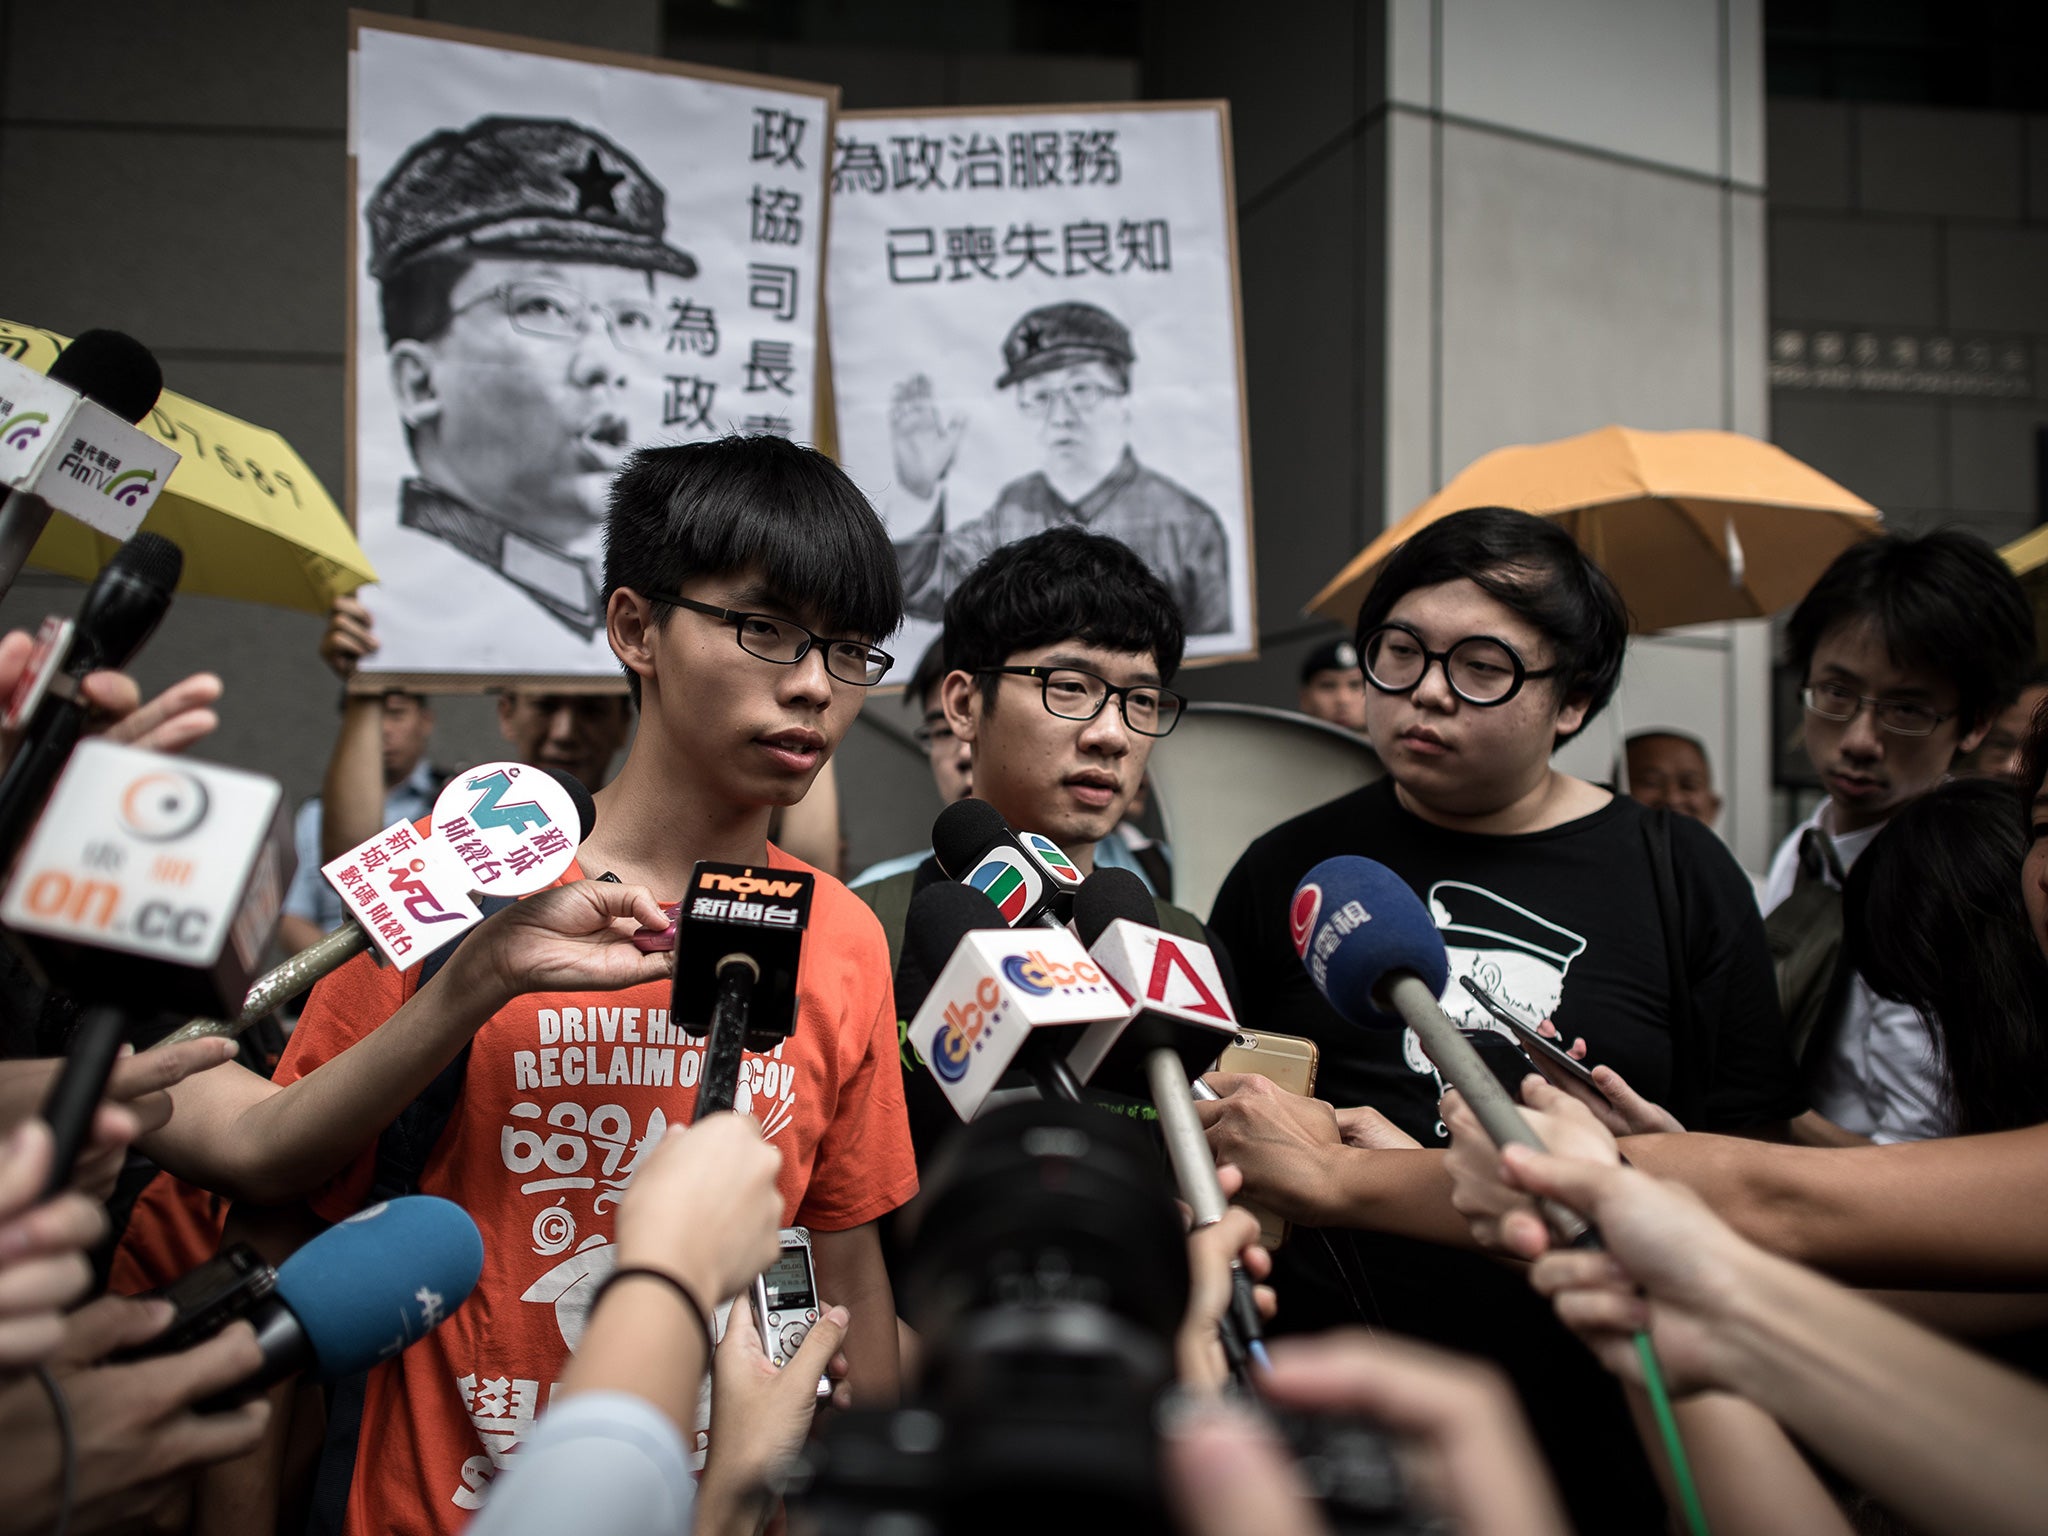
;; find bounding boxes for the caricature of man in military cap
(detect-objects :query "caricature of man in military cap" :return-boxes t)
[889,301,1231,634]
[368,117,697,641]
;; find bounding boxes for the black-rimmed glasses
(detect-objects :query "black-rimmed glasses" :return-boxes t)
[1801,682,1950,738]
[1360,623,1560,707]
[978,666,1184,737]
[656,595,893,686]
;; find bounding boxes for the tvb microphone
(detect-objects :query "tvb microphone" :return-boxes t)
[1,739,292,1194]
[1068,868,1262,1373]
[903,881,1126,1117]
[0,531,183,866]
[1292,856,1593,1245]
[213,1196,483,1408]
[155,765,598,1051]
[673,861,815,1120]
[0,330,165,596]
[931,799,1082,929]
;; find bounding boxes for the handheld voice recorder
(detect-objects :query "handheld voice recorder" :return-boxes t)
[753,1226,833,1400]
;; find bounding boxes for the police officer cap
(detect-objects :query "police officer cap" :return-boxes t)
[995,302,1135,389]
[1300,638,1361,683]
[367,116,697,282]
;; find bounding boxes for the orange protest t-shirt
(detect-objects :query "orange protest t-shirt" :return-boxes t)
[273,846,916,1536]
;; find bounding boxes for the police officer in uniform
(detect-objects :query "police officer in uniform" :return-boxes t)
[889,301,1232,634]
[367,117,696,642]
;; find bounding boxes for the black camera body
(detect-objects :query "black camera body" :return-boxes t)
[782,1102,1431,1536]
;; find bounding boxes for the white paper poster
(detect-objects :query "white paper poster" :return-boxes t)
[349,18,835,682]
[826,103,1255,680]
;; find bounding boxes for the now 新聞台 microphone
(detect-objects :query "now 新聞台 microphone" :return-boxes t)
[673,860,816,1120]
[211,1195,483,1407]
[931,799,1082,930]
[0,530,183,866]
[904,881,1126,1117]
[1291,856,1592,1245]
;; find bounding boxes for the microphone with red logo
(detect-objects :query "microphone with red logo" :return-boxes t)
[1070,867,1265,1376]
[902,881,1129,1117]
[931,799,1082,930]
[0,740,292,1194]
[672,860,816,1121]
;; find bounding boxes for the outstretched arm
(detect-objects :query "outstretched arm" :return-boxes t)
[141,882,670,1204]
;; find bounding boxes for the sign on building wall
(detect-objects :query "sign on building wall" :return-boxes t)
[349,16,835,685]
[825,103,1257,679]
[1771,327,2034,399]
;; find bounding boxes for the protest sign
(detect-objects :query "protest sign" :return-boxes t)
[349,16,836,686]
[826,102,1255,677]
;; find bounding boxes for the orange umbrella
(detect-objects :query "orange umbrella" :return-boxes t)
[1307,425,1883,634]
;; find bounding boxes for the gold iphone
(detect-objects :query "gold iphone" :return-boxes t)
[1213,1030,1320,1248]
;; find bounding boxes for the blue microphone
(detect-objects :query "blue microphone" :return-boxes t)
[214,1196,484,1406]
[1292,857,1590,1244]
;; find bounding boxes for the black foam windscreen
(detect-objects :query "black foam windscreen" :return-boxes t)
[48,330,163,426]
[903,880,1007,987]
[931,798,1010,879]
[1071,865,1155,948]
[538,766,598,842]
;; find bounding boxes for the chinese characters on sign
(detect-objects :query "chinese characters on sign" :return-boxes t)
[1770,327,2034,398]
[826,104,1257,681]
[350,19,833,682]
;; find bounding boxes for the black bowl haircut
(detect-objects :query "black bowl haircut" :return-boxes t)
[1353,506,1628,745]
[1784,529,2035,736]
[602,436,904,707]
[943,526,1186,710]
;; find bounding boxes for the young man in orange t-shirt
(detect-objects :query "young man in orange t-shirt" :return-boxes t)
[144,436,915,1532]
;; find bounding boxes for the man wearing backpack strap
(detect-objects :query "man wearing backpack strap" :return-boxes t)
[1768,530,2034,1145]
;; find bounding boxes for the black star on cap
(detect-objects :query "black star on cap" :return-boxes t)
[565,149,625,217]
[1015,320,1045,355]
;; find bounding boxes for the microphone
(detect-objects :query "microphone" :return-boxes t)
[215,1195,483,1407]
[931,799,1082,929]
[0,331,167,595]
[1291,856,1592,1245]
[0,531,183,865]
[672,860,816,1120]
[1,739,292,1193]
[1067,868,1262,1374]
[903,881,1126,1117]
[154,765,598,1051]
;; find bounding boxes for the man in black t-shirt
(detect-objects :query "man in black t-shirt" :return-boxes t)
[1201,508,1801,1534]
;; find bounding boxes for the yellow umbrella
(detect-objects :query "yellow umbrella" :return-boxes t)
[1,318,374,612]
[1308,425,1883,634]
[1998,526,2048,659]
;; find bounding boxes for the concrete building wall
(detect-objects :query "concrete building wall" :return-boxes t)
[1766,98,2048,551]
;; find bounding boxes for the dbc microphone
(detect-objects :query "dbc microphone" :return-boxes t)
[0,531,183,865]
[931,799,1081,929]
[1292,857,1591,1244]
[155,765,598,1051]
[904,882,1125,1118]
[213,1196,482,1408]
[674,860,815,1120]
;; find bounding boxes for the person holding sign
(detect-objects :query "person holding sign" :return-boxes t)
[890,301,1232,635]
[367,117,699,641]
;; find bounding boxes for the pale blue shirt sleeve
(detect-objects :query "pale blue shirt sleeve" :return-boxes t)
[281,798,329,923]
[466,1392,695,1536]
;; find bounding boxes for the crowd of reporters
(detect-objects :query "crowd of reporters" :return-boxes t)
[4,429,2048,1536]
